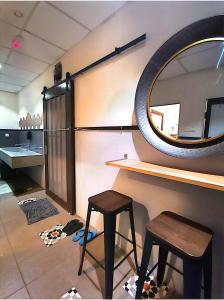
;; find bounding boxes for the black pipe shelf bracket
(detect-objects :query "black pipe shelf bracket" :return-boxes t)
[74,126,139,131]
[42,33,146,94]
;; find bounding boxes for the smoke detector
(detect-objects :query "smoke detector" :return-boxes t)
[14,10,24,18]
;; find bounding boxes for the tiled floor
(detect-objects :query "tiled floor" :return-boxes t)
[0,181,137,299]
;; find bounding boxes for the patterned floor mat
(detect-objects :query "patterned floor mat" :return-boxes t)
[123,273,168,298]
[39,224,67,247]
[61,288,81,299]
[19,197,59,224]
[18,197,38,205]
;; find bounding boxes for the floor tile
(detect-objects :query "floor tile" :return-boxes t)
[26,261,83,299]
[19,237,81,284]
[7,287,30,299]
[0,248,24,299]
[0,220,6,240]
[116,252,138,277]
[75,276,103,299]
[113,285,134,299]
[0,220,25,298]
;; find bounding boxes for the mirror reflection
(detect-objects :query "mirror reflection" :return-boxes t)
[149,39,224,142]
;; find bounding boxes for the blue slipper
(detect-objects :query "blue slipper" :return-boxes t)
[72,229,86,242]
[79,230,97,246]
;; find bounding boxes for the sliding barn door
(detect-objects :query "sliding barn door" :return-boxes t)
[43,81,75,214]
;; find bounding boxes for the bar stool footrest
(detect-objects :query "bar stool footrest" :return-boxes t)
[84,248,135,272]
[115,231,135,245]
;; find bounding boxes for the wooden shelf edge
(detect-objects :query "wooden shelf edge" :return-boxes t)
[106,159,224,192]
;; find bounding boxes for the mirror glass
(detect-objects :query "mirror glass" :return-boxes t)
[148,39,224,143]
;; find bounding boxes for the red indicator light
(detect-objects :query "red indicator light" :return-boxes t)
[12,40,21,49]
[11,35,24,49]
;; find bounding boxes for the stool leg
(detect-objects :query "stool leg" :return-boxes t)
[129,204,139,273]
[183,259,202,299]
[78,203,92,276]
[104,213,116,299]
[203,241,212,299]
[157,246,168,287]
[135,231,153,299]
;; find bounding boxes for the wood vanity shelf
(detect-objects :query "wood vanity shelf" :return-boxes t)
[106,159,224,191]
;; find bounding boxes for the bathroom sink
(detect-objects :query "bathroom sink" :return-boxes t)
[0,147,44,169]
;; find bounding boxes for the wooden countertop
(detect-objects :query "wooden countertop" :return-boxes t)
[106,159,224,191]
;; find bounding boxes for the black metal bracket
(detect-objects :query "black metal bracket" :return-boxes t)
[65,72,71,91]
[41,86,47,98]
[115,47,122,55]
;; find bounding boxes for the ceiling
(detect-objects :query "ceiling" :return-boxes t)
[0,1,125,93]
[158,41,224,81]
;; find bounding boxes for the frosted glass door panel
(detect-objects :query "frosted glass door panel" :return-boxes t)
[208,103,224,138]
[46,95,67,203]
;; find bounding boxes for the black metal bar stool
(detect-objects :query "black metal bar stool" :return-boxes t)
[78,190,139,299]
[136,211,213,299]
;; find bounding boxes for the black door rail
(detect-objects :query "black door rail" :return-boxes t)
[42,33,146,93]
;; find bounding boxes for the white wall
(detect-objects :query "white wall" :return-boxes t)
[0,91,18,129]
[17,72,47,127]
[17,2,224,297]
[151,67,224,138]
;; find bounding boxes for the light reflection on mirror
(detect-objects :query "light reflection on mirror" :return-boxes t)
[149,104,180,138]
[148,39,224,143]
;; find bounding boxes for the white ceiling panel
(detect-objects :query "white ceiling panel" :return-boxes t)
[0,81,21,93]
[26,2,89,50]
[180,47,222,73]
[178,41,221,58]
[19,31,65,64]
[0,47,10,63]
[0,21,20,48]
[0,1,126,93]
[0,1,36,29]
[50,1,125,30]
[0,74,30,87]
[8,51,49,74]
[2,64,38,81]
[158,59,186,80]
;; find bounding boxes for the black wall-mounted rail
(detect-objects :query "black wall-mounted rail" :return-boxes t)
[43,33,146,92]
[71,33,146,79]
[0,128,43,131]
[74,126,139,131]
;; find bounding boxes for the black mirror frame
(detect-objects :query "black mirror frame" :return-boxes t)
[135,15,224,158]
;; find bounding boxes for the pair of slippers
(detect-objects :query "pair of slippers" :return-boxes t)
[72,229,97,246]
[62,219,83,236]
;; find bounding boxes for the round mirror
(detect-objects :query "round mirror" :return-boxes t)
[135,15,224,157]
[148,39,224,144]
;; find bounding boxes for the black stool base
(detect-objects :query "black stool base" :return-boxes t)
[135,231,212,299]
[78,196,139,299]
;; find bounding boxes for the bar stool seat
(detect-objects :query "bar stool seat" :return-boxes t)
[89,190,132,214]
[147,211,212,258]
[78,190,139,299]
[136,211,213,299]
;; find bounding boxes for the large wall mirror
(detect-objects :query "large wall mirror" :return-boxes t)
[135,16,224,157]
